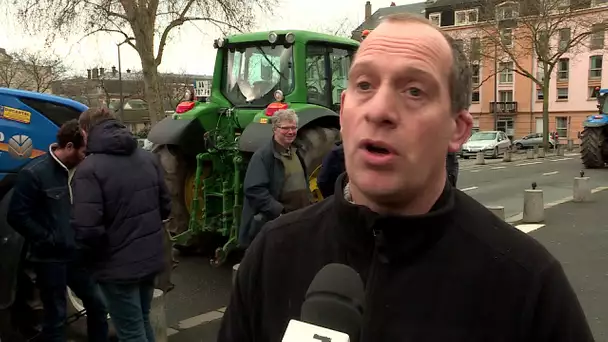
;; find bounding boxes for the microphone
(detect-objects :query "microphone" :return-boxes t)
[282,263,365,342]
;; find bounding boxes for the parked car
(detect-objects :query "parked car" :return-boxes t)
[460,131,511,159]
[512,133,555,150]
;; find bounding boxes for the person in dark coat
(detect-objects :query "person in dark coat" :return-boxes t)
[71,107,171,342]
[8,120,108,342]
[317,141,345,198]
[318,145,459,197]
[239,109,310,247]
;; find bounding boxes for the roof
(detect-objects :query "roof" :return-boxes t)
[0,87,88,112]
[425,0,480,10]
[226,30,360,47]
[352,2,427,38]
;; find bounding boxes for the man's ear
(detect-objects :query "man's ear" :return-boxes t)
[448,110,473,153]
[66,142,74,150]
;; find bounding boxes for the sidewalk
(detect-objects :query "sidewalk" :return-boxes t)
[526,189,608,340]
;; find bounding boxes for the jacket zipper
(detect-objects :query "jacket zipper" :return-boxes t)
[359,228,384,342]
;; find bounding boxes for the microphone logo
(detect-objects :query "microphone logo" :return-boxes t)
[313,334,332,342]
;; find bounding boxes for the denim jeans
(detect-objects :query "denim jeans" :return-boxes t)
[99,278,156,342]
[34,261,109,342]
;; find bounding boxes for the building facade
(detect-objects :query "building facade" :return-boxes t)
[354,0,607,143]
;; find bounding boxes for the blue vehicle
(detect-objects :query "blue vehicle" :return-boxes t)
[581,87,608,168]
[0,88,103,340]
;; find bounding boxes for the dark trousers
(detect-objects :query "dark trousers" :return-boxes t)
[99,278,156,342]
[34,261,109,342]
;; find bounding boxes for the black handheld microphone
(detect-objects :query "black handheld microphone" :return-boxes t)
[282,263,365,342]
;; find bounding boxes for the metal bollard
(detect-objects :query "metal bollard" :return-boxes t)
[150,289,167,342]
[523,182,544,223]
[537,148,545,158]
[486,205,505,220]
[232,263,240,286]
[502,149,512,162]
[573,171,592,202]
[557,145,565,156]
[526,149,535,159]
[475,151,485,165]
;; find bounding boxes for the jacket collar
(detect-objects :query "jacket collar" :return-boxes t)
[332,173,455,263]
[49,143,69,172]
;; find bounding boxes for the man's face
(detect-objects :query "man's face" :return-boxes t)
[340,20,472,207]
[273,119,298,146]
[63,142,86,169]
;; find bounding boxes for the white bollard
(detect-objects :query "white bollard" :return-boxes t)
[557,145,565,156]
[486,205,505,220]
[523,188,544,223]
[232,263,240,286]
[567,139,574,152]
[475,151,485,165]
[526,149,535,159]
[573,176,592,202]
[538,148,545,158]
[150,289,167,342]
[502,150,512,162]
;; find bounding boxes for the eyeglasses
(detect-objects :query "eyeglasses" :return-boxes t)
[278,126,298,132]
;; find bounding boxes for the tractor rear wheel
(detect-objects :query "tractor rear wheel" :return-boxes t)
[581,127,605,169]
[295,126,341,200]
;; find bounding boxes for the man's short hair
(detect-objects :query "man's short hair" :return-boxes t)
[376,13,472,114]
[272,109,299,129]
[79,107,115,133]
[57,119,85,149]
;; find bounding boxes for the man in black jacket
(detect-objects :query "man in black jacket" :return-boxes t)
[218,13,592,342]
[8,120,108,342]
[71,107,171,342]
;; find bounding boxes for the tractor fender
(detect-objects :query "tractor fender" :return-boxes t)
[582,114,608,128]
[147,115,207,156]
[0,188,25,310]
[238,106,339,153]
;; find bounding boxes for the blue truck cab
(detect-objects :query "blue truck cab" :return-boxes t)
[582,88,608,127]
[0,88,88,338]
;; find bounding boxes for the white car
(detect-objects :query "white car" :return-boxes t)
[460,131,511,159]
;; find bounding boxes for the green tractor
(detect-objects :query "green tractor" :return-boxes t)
[147,30,360,266]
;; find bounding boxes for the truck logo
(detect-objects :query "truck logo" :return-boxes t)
[8,134,33,159]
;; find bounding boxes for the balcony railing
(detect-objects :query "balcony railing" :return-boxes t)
[490,101,518,114]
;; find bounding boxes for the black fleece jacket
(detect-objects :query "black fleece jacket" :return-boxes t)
[218,173,593,342]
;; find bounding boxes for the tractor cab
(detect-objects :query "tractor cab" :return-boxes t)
[596,87,608,114]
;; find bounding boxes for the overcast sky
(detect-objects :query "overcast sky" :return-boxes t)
[0,0,418,77]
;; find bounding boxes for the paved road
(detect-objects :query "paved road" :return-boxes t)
[524,189,608,340]
[457,152,608,220]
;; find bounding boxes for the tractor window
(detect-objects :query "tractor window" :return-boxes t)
[223,44,294,106]
[18,97,82,126]
[599,94,608,114]
[305,44,354,109]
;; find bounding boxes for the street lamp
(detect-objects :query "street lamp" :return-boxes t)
[117,37,134,122]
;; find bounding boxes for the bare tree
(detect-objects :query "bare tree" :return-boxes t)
[11,0,277,126]
[158,71,195,109]
[464,0,607,150]
[313,17,358,38]
[0,52,27,89]
[15,49,69,93]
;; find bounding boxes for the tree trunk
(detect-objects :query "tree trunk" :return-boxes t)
[139,53,163,126]
[542,83,550,152]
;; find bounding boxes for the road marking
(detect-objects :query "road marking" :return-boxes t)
[491,166,506,170]
[178,310,224,330]
[565,153,579,157]
[168,328,179,336]
[461,186,478,192]
[516,161,542,166]
[470,169,482,173]
[542,171,559,176]
[550,157,572,162]
[516,224,546,233]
